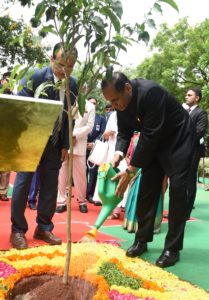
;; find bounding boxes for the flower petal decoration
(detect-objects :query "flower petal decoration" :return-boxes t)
[0,243,209,300]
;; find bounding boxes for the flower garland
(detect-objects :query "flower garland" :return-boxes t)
[0,243,209,300]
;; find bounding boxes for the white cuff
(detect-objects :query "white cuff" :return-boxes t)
[115,151,124,158]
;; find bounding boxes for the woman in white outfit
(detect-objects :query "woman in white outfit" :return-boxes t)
[93,110,127,218]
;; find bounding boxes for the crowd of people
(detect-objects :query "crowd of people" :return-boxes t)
[0,43,208,269]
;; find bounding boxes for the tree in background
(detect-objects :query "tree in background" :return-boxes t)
[135,18,209,114]
[0,15,48,69]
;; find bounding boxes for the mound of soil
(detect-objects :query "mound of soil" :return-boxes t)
[7,275,97,300]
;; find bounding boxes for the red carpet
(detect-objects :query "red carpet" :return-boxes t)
[1,173,196,250]
[0,173,123,250]
[0,197,124,250]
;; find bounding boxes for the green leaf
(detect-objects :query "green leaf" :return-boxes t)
[111,0,123,18]
[158,0,179,13]
[34,2,46,21]
[153,3,163,14]
[78,93,86,116]
[59,3,78,20]
[30,17,41,28]
[138,31,150,45]
[59,22,67,36]
[101,7,120,32]
[39,25,57,35]
[105,65,114,81]
[112,40,127,52]
[147,18,156,29]
[91,16,105,29]
[34,81,53,98]
[46,6,56,22]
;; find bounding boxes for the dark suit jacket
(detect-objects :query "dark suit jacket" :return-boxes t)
[116,79,195,176]
[18,66,78,150]
[87,113,106,143]
[190,106,208,157]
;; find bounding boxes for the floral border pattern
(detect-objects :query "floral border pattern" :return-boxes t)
[0,243,209,300]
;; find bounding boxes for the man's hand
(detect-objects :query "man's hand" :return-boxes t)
[103,130,115,140]
[61,148,69,162]
[72,136,77,146]
[87,142,94,151]
[111,170,131,198]
[112,166,137,197]
[112,153,122,168]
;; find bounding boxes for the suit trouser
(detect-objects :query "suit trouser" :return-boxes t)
[135,160,190,252]
[187,149,200,218]
[57,159,68,205]
[28,165,40,204]
[86,162,98,198]
[11,140,61,233]
[0,172,11,195]
[73,154,87,205]
[57,154,87,205]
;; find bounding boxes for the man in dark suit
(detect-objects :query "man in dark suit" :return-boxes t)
[101,72,195,268]
[86,97,106,204]
[10,43,78,249]
[183,88,208,217]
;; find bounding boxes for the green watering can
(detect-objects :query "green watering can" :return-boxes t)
[81,162,123,241]
[94,162,123,229]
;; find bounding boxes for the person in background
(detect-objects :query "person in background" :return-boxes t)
[101,72,195,268]
[123,132,167,234]
[10,43,78,249]
[56,99,95,213]
[183,88,208,217]
[105,102,114,121]
[93,107,128,212]
[86,97,106,205]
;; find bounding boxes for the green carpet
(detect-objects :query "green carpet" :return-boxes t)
[100,184,209,291]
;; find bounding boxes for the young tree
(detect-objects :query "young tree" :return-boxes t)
[13,0,178,286]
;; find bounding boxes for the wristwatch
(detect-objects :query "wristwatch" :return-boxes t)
[125,168,136,179]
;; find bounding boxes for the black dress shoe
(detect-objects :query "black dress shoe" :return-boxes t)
[29,202,37,210]
[56,205,67,213]
[79,204,88,213]
[156,250,179,268]
[33,227,62,245]
[93,201,102,206]
[10,232,28,250]
[0,194,9,201]
[126,241,147,257]
[86,196,94,204]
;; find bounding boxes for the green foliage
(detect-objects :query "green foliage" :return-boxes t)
[0,16,48,69]
[14,0,178,115]
[158,0,179,12]
[135,18,209,116]
[98,261,143,290]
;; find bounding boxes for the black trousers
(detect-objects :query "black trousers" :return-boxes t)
[86,163,98,198]
[135,160,190,252]
[11,140,61,233]
[187,149,201,218]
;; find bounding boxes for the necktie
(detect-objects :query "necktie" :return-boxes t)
[51,90,60,146]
